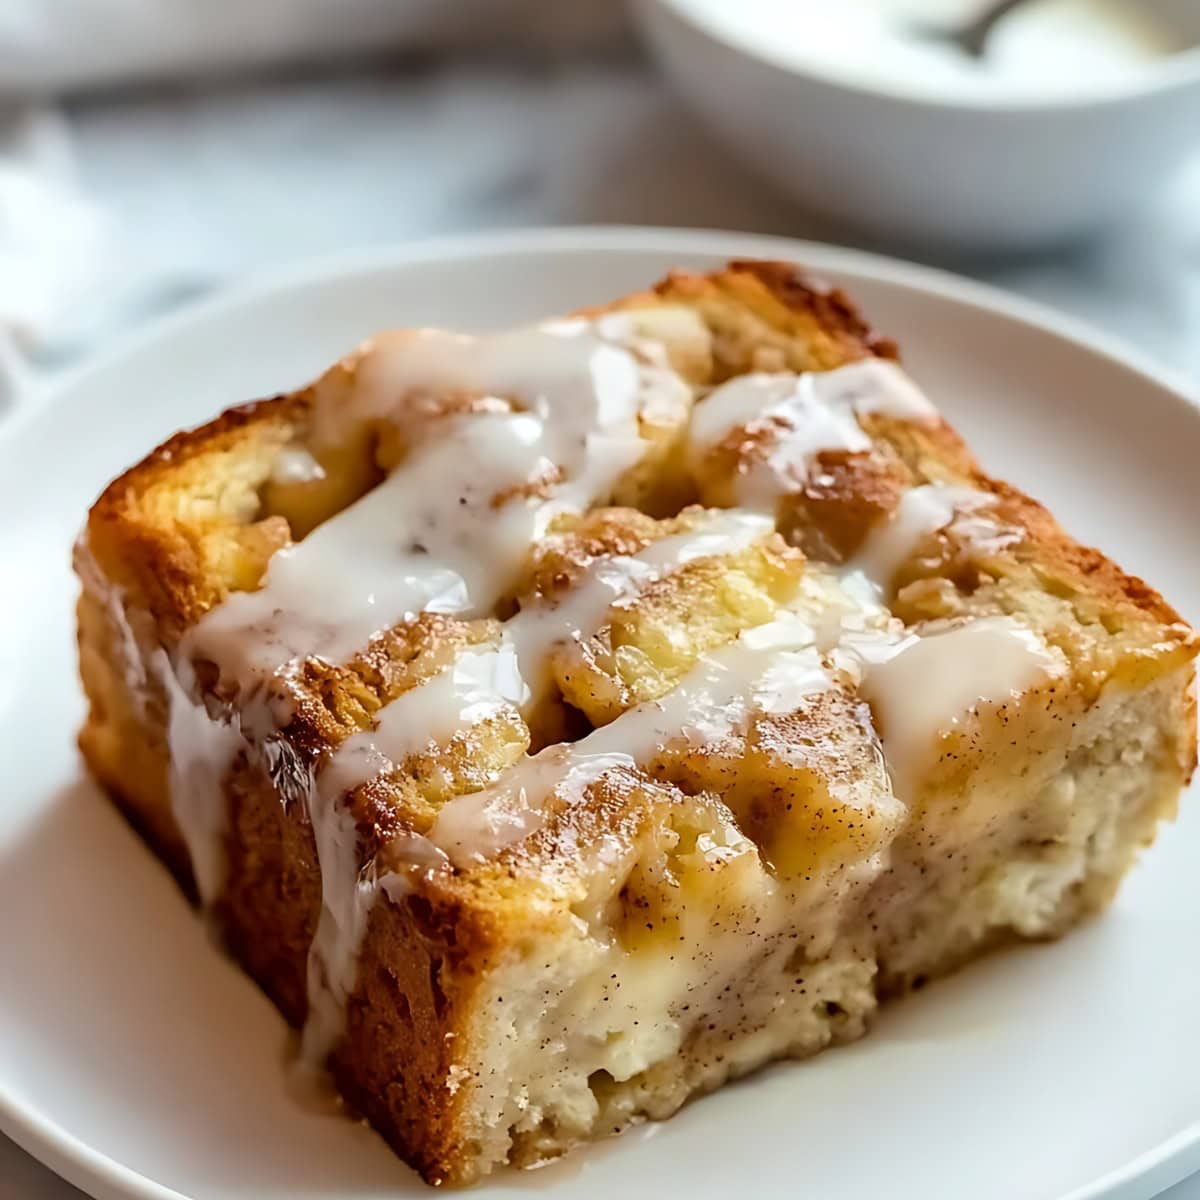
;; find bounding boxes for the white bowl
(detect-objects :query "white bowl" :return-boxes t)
[634,0,1200,251]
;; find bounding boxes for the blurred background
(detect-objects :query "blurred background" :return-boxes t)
[0,0,1198,405]
[1,0,1199,1191]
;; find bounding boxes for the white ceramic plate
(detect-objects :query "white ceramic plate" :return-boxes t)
[2,227,1198,1200]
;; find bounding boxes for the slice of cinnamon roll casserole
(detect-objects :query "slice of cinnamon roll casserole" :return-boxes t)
[75,262,1197,1185]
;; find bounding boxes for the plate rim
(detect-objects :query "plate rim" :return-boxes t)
[4,224,1197,447]
[3,223,1198,1200]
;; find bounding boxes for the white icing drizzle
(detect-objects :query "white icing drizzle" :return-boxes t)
[302,822,454,1066]
[160,315,691,1060]
[634,509,775,570]
[319,320,681,447]
[188,320,688,686]
[689,358,936,508]
[302,785,368,1062]
[155,653,247,906]
[842,615,1059,801]
[80,552,250,908]
[320,642,531,812]
[191,411,606,681]
[317,509,775,806]
[431,613,831,867]
[692,373,869,508]
[77,544,152,718]
[951,502,1026,560]
[846,484,1014,597]
[302,644,529,1063]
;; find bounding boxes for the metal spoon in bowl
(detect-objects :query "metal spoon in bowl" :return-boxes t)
[908,0,1036,58]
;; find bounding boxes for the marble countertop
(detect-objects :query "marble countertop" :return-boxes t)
[3,47,1198,1198]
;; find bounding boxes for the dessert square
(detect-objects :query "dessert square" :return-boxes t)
[76,261,1197,1185]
